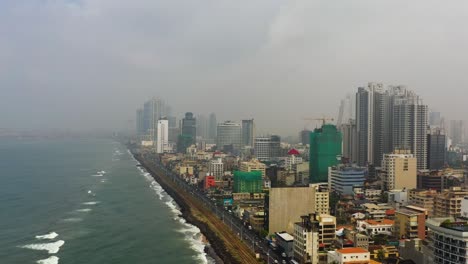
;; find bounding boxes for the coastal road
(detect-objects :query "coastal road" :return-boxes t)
[140,154,259,264]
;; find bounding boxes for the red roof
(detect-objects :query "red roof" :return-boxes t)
[287,149,300,155]
[386,209,395,215]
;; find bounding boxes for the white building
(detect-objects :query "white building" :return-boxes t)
[328,165,366,195]
[327,247,370,264]
[285,149,303,170]
[426,217,468,264]
[156,119,169,153]
[357,219,394,236]
[209,158,224,180]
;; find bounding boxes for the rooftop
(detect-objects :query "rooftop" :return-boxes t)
[364,219,394,226]
[276,232,294,242]
[337,247,369,254]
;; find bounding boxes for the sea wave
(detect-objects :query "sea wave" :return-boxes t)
[21,240,65,254]
[82,201,99,205]
[37,256,59,264]
[61,218,83,222]
[35,232,58,240]
[75,208,92,212]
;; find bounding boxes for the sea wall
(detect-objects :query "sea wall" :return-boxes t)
[133,153,243,264]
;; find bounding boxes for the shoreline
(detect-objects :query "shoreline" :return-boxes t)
[132,152,248,264]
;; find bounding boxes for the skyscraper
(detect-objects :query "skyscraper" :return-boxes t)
[429,111,442,127]
[142,97,166,142]
[181,112,196,144]
[355,84,428,169]
[196,114,209,140]
[241,119,255,148]
[355,83,388,167]
[309,124,342,183]
[156,119,169,153]
[300,129,311,145]
[339,119,358,164]
[392,91,428,170]
[450,120,465,145]
[216,121,241,151]
[208,113,217,140]
[136,108,144,136]
[427,128,446,170]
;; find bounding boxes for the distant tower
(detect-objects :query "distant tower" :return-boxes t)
[208,113,217,140]
[156,119,169,153]
[242,119,255,148]
[136,108,144,136]
[181,112,196,144]
[427,128,446,170]
[142,97,166,142]
[216,121,241,151]
[309,124,342,183]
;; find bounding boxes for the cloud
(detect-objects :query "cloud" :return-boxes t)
[1,0,467,134]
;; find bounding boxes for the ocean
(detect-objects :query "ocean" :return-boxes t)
[0,138,213,264]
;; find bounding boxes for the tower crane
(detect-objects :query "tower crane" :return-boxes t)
[302,117,335,129]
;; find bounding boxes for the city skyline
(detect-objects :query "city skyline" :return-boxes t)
[2,1,468,136]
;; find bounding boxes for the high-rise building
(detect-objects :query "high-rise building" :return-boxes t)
[216,121,241,151]
[181,112,196,144]
[392,91,428,170]
[309,124,342,183]
[142,97,166,141]
[381,150,417,191]
[355,84,428,169]
[208,113,217,140]
[427,128,446,170]
[254,135,281,161]
[355,83,388,167]
[156,119,169,153]
[241,119,255,148]
[136,108,144,136]
[450,120,465,145]
[339,119,358,164]
[300,129,312,145]
[429,111,442,127]
[196,114,208,140]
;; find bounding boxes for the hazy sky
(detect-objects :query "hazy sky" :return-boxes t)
[2,0,468,136]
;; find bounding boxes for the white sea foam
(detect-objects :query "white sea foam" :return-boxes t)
[62,217,83,222]
[37,256,59,264]
[91,174,103,177]
[35,232,58,240]
[100,179,107,183]
[21,240,65,254]
[82,201,99,205]
[75,208,92,212]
